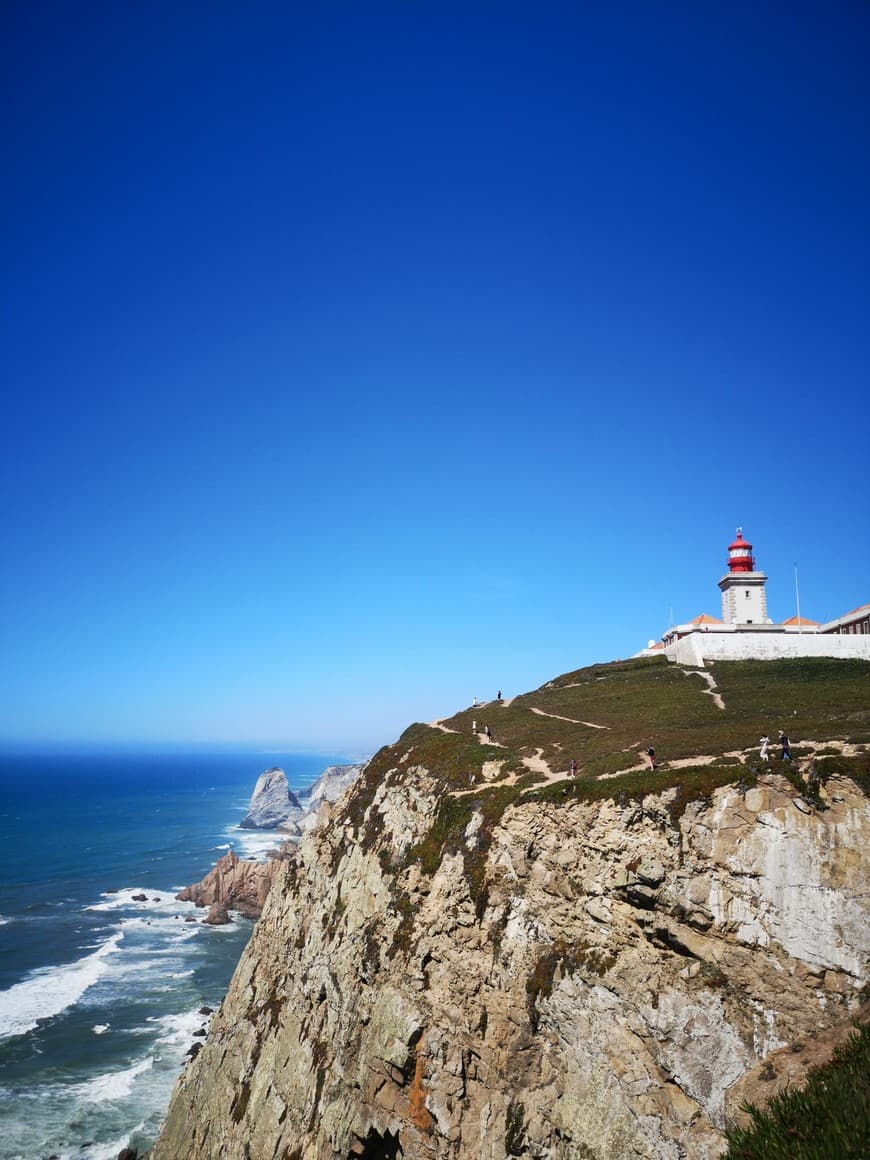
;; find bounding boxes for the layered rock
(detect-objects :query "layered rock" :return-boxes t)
[176,850,284,921]
[151,763,869,1159]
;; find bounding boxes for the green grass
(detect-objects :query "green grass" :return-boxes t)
[724,1021,870,1159]
[334,656,870,915]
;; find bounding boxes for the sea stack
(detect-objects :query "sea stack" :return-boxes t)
[239,767,300,829]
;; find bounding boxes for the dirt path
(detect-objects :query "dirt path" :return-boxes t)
[684,669,725,710]
[530,707,610,729]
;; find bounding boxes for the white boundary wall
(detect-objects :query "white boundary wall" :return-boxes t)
[666,632,870,667]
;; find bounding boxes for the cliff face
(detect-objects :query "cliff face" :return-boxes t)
[151,762,869,1159]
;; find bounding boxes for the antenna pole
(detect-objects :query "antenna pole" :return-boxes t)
[794,564,801,634]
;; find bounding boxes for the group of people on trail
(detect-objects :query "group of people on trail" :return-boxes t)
[760,731,791,762]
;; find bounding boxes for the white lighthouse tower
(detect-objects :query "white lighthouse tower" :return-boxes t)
[718,528,770,625]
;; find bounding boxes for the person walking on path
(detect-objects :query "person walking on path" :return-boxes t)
[570,758,577,776]
[472,720,477,734]
[645,747,656,771]
[484,725,492,741]
[779,731,792,761]
[759,735,770,762]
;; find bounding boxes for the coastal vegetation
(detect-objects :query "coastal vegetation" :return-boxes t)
[724,1021,870,1159]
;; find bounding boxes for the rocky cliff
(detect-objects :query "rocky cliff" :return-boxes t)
[150,657,870,1159]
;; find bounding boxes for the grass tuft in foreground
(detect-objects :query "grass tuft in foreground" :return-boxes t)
[724,1021,870,1159]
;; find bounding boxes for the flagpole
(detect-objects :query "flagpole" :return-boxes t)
[794,564,801,634]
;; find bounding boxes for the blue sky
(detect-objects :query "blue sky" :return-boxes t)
[2,2,868,754]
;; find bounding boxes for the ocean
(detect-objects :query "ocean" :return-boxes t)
[0,750,345,1160]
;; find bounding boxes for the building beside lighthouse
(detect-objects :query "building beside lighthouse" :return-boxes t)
[642,529,870,665]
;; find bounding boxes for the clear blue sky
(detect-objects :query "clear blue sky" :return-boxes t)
[2,2,868,754]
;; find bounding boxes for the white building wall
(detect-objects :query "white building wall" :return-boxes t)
[666,632,870,667]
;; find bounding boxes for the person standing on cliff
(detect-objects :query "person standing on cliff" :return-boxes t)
[779,730,792,761]
[645,747,656,771]
[760,735,770,762]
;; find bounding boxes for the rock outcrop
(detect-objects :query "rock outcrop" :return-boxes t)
[239,763,366,834]
[152,763,869,1159]
[176,850,284,920]
[240,767,301,829]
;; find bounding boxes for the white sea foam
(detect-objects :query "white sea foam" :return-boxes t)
[77,1123,148,1160]
[92,1023,110,1035]
[72,1055,153,1103]
[148,1005,211,1051]
[213,843,231,850]
[0,914,10,925]
[86,887,187,913]
[227,825,286,861]
[0,931,124,1041]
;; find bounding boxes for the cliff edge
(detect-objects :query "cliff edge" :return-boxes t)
[150,656,870,1159]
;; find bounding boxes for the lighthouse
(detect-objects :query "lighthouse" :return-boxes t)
[718,528,770,625]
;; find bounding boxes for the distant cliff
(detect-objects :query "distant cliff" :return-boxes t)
[240,763,365,834]
[239,767,302,829]
[178,762,367,922]
[151,657,870,1159]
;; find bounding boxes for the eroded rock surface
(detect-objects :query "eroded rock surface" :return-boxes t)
[240,767,301,829]
[176,850,283,920]
[151,764,869,1160]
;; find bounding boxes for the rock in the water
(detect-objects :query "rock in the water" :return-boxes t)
[203,902,230,925]
[131,893,147,902]
[177,850,283,920]
[239,767,301,829]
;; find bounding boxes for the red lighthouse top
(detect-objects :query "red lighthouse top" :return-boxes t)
[727,528,756,573]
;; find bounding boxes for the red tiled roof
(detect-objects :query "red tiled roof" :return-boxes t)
[782,615,820,626]
[690,613,723,625]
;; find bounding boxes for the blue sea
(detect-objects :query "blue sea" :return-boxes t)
[0,750,345,1160]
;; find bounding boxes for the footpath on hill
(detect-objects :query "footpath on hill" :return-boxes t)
[426,656,870,800]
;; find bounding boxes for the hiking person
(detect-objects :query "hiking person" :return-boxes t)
[570,758,577,776]
[759,735,770,762]
[645,747,656,771]
[779,731,791,761]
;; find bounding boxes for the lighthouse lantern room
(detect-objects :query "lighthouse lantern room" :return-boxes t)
[718,528,770,625]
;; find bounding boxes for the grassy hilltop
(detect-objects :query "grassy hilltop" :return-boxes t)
[354,655,870,829]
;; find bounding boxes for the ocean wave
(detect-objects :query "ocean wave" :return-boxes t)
[86,887,185,913]
[78,1122,147,1160]
[0,931,124,1041]
[71,1055,153,1103]
[227,826,285,861]
[147,1006,212,1052]
[92,1023,110,1035]
[213,843,231,850]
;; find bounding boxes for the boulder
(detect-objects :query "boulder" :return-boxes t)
[203,902,230,925]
